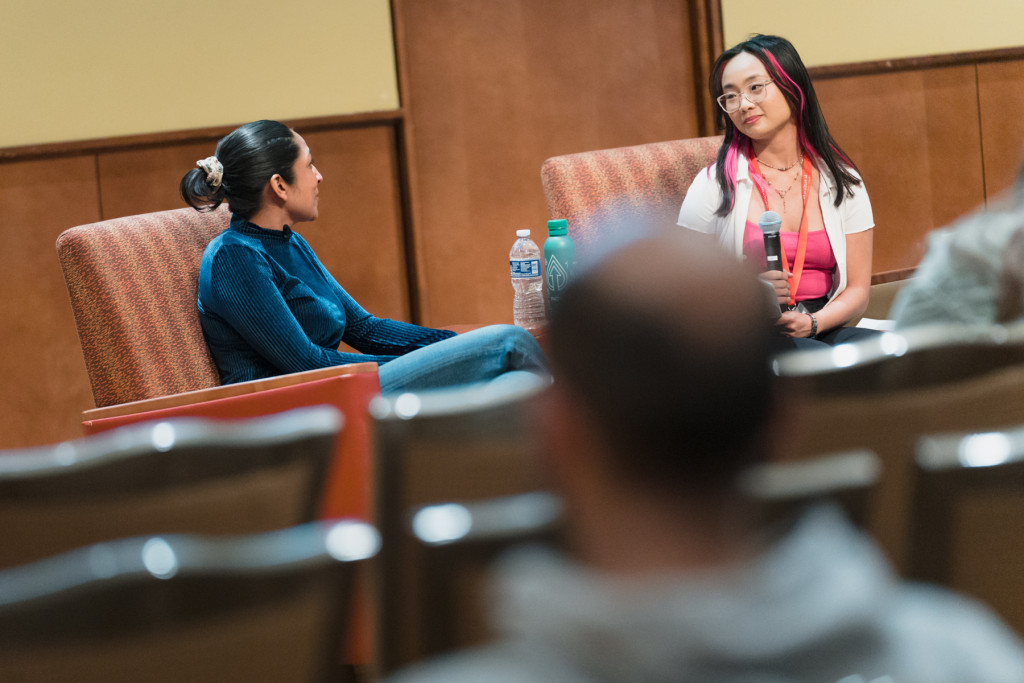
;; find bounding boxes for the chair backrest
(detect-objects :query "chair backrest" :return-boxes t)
[0,405,341,569]
[369,376,552,675]
[540,136,722,255]
[81,364,382,521]
[398,492,563,666]
[773,322,1024,571]
[0,520,379,683]
[56,205,230,407]
[742,449,881,529]
[908,427,1024,635]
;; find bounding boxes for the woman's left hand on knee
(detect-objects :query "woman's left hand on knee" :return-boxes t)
[775,310,813,338]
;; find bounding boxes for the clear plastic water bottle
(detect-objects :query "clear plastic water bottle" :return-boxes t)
[509,229,547,331]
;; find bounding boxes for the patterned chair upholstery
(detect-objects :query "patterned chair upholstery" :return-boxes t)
[540,135,723,255]
[57,206,229,407]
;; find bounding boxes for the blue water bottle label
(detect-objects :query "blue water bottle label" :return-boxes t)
[510,258,541,278]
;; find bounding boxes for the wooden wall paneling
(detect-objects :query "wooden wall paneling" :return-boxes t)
[689,0,725,137]
[98,141,215,218]
[814,65,985,275]
[300,125,411,322]
[98,124,411,321]
[396,0,702,326]
[977,59,1024,198]
[0,155,101,447]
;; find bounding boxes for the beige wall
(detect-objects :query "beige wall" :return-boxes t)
[722,0,1024,66]
[2,0,399,148]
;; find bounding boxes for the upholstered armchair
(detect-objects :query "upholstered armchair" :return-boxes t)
[56,206,381,521]
[541,135,909,321]
[541,135,723,254]
[58,205,229,405]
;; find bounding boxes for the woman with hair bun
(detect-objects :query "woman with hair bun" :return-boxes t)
[182,120,547,392]
[678,35,878,349]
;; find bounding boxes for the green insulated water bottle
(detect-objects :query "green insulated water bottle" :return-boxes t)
[544,219,576,310]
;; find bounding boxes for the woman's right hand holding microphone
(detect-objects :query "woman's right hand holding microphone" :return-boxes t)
[759,270,791,306]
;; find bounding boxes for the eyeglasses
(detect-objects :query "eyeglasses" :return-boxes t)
[717,80,774,114]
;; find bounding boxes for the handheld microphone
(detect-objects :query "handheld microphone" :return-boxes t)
[758,211,783,272]
[758,211,784,314]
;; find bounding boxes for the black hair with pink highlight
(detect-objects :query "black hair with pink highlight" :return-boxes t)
[709,34,862,217]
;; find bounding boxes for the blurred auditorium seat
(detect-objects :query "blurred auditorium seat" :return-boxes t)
[0,406,340,570]
[909,426,1024,635]
[80,364,379,521]
[397,492,563,666]
[742,449,881,529]
[773,322,1024,572]
[0,520,379,683]
[369,376,552,675]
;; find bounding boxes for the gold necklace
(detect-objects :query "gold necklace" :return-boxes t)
[756,153,802,172]
[761,165,801,213]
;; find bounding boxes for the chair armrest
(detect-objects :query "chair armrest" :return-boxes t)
[846,270,917,327]
[82,363,379,421]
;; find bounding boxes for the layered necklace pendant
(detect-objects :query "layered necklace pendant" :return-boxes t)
[758,154,803,214]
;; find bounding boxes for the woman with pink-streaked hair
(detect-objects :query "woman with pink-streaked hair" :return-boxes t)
[679,34,878,350]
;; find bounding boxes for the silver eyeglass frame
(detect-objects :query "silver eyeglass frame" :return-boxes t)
[717,79,775,114]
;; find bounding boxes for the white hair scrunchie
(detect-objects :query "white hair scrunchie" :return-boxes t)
[196,156,224,189]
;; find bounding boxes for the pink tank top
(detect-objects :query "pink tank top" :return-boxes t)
[743,220,836,301]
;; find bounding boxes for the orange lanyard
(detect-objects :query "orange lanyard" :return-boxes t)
[749,155,813,308]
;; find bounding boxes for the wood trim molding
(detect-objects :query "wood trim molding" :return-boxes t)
[689,0,724,137]
[390,0,430,325]
[871,267,917,286]
[810,46,1024,81]
[0,110,405,163]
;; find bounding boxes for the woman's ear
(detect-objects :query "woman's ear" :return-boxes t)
[268,173,289,201]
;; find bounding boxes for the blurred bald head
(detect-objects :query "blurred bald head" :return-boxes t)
[547,231,777,494]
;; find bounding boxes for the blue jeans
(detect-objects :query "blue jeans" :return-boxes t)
[377,324,549,394]
[780,325,882,352]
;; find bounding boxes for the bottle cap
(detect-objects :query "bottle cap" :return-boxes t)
[547,219,568,236]
[516,229,531,237]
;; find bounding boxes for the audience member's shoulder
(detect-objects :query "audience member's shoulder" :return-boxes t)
[882,581,1024,682]
[386,642,588,683]
[944,194,1024,261]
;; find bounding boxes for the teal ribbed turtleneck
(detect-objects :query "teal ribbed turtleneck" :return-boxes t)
[197,214,455,384]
